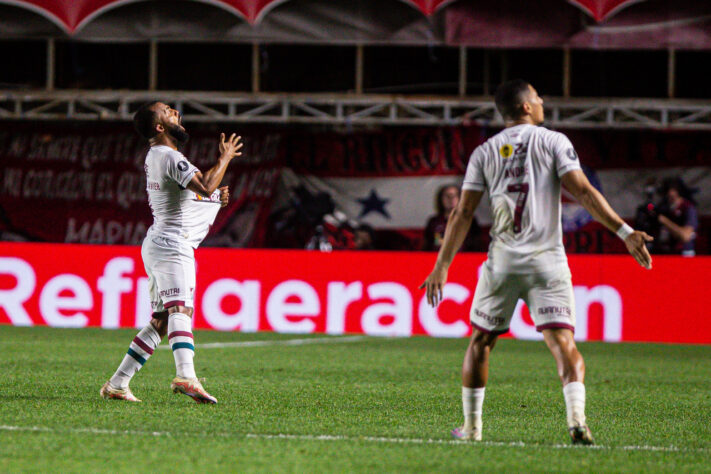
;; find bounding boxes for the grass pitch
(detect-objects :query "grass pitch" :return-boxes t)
[0,326,709,473]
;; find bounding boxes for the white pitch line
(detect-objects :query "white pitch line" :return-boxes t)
[1,425,707,454]
[157,335,369,350]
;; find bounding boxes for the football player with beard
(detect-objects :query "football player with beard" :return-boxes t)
[100,102,242,404]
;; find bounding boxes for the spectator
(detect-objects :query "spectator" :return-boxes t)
[423,184,481,252]
[354,223,376,250]
[655,177,698,256]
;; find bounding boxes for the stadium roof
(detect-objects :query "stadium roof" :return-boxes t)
[0,0,709,49]
[0,0,645,31]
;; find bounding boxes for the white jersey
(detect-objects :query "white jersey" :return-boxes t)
[463,124,581,273]
[144,145,221,249]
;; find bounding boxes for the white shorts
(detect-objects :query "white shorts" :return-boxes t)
[470,264,575,335]
[141,235,196,313]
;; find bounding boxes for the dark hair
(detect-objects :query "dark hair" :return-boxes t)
[355,223,376,249]
[661,177,698,205]
[133,101,160,140]
[356,223,375,236]
[435,184,460,216]
[494,79,531,121]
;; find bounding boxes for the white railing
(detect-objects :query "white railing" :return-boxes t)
[2,90,710,129]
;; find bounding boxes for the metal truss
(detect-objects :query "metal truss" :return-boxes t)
[1,90,711,130]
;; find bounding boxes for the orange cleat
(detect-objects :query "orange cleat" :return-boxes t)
[170,377,217,404]
[100,381,141,402]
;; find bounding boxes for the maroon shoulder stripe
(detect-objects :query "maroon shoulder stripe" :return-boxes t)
[168,331,194,340]
[132,337,155,355]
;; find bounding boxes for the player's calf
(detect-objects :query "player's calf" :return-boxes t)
[105,323,162,397]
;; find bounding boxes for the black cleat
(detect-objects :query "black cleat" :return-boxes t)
[569,425,595,445]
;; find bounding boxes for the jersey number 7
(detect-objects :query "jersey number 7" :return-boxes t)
[506,183,529,233]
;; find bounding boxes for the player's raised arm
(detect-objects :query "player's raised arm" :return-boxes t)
[187,133,243,197]
[420,189,483,306]
[561,169,653,269]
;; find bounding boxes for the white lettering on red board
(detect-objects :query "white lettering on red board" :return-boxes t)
[0,256,625,341]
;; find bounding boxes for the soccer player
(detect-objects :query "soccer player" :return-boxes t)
[420,80,653,444]
[100,102,243,404]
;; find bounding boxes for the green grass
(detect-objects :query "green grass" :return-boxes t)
[0,326,709,473]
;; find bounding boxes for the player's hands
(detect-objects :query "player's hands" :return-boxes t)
[419,266,448,307]
[219,186,229,208]
[624,230,653,270]
[219,133,243,160]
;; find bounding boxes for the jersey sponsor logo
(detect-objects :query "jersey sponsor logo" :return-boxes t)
[160,287,181,297]
[193,192,220,203]
[147,182,160,191]
[566,148,578,161]
[177,161,189,172]
[474,308,505,326]
[499,144,514,159]
[538,306,572,317]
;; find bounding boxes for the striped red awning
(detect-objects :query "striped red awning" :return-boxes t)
[567,0,644,22]
[0,0,644,33]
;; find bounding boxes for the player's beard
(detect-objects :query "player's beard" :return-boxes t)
[166,122,190,146]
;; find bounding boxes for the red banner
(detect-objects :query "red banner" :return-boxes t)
[0,123,280,247]
[1,122,709,253]
[1,242,708,344]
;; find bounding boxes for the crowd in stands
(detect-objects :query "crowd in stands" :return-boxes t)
[266,178,699,256]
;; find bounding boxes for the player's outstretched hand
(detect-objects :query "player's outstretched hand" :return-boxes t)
[624,230,653,270]
[219,133,243,159]
[419,266,448,307]
[219,186,229,208]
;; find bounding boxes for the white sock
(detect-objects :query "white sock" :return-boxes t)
[563,381,586,427]
[168,313,196,379]
[109,324,161,389]
[462,386,485,431]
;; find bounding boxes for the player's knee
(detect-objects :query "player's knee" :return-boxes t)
[471,329,497,349]
[150,313,169,337]
[544,328,575,351]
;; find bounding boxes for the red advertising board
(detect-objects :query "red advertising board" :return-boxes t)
[0,242,708,344]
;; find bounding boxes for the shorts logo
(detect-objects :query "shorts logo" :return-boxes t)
[538,306,572,317]
[177,161,189,172]
[474,309,505,326]
[500,144,514,159]
[160,288,181,297]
